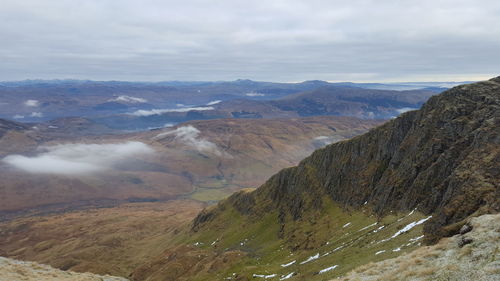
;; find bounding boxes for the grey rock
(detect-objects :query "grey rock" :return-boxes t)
[460,224,473,235]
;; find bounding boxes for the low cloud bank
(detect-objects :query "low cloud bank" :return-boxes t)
[109,95,147,103]
[206,100,221,106]
[2,141,153,175]
[313,136,340,147]
[246,92,265,97]
[130,106,214,117]
[24,100,39,107]
[154,125,225,157]
[30,112,43,118]
[396,107,418,114]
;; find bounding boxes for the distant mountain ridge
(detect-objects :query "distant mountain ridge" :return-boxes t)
[0,79,443,128]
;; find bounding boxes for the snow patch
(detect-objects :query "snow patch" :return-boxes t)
[319,265,338,274]
[280,272,294,280]
[358,222,378,232]
[281,260,296,267]
[299,253,319,264]
[391,216,432,239]
[253,274,276,279]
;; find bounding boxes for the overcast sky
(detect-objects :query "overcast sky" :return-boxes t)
[1,0,499,82]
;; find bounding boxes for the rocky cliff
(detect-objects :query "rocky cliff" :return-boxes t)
[193,77,500,244]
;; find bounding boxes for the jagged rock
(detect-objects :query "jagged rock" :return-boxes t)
[460,224,473,235]
[458,237,474,248]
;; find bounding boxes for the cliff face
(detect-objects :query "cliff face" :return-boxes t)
[194,77,500,243]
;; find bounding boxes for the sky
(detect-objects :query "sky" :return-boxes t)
[1,0,499,82]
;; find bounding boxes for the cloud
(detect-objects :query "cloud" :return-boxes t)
[313,136,341,147]
[0,0,498,82]
[13,114,24,119]
[154,125,226,156]
[30,112,43,117]
[109,95,147,103]
[206,100,221,105]
[245,92,265,97]
[24,100,39,107]
[2,141,153,175]
[130,106,214,116]
[395,107,418,114]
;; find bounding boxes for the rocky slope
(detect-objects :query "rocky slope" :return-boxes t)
[194,77,499,243]
[332,213,500,281]
[0,256,128,281]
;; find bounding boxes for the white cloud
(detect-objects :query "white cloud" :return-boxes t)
[154,125,226,157]
[206,100,221,105]
[396,107,418,114]
[30,112,43,117]
[130,106,214,116]
[13,114,24,119]
[109,95,147,103]
[24,100,39,107]
[2,141,153,175]
[313,135,341,147]
[246,92,265,97]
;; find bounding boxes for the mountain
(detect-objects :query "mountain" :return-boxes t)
[130,77,499,280]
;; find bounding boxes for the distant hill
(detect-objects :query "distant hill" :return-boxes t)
[269,86,435,119]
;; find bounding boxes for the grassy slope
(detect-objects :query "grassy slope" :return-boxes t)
[133,197,431,281]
